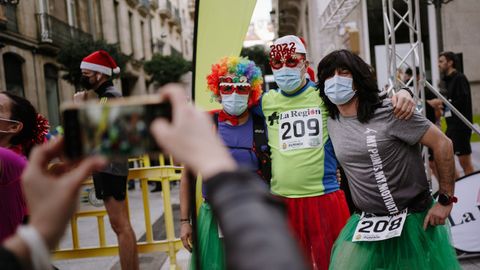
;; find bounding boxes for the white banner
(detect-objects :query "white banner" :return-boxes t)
[448,171,480,253]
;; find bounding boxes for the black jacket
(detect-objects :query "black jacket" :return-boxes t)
[443,71,473,131]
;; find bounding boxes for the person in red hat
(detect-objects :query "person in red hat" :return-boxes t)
[74,50,139,270]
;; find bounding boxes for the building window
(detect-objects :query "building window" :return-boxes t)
[3,53,24,97]
[128,11,135,56]
[114,0,120,43]
[94,0,103,39]
[5,4,18,32]
[44,64,60,128]
[47,0,68,22]
[70,0,79,28]
[140,20,146,59]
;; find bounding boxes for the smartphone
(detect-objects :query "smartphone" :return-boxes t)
[61,95,171,160]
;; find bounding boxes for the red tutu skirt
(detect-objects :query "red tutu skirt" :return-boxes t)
[282,190,350,270]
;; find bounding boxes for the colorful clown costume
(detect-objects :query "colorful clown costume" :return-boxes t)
[187,56,267,270]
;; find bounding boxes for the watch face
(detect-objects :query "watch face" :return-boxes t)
[438,193,450,205]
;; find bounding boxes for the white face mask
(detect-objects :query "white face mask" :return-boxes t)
[272,65,306,93]
[0,117,20,133]
[221,93,249,116]
[324,75,355,105]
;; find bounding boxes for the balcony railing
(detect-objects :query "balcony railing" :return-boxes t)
[36,13,92,48]
[4,4,18,32]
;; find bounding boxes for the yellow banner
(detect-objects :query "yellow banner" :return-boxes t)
[194,0,257,110]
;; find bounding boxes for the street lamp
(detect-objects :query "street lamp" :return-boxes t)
[427,0,454,53]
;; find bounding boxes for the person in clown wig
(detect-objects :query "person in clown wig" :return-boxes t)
[179,56,271,270]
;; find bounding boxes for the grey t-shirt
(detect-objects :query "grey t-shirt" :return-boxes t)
[328,99,431,215]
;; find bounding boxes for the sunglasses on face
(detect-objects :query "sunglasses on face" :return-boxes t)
[269,55,305,70]
[219,84,251,95]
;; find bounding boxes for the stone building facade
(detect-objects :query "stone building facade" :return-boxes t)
[0,0,194,128]
[272,0,480,115]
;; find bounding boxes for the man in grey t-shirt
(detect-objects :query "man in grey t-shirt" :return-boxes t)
[317,49,460,270]
[328,99,431,215]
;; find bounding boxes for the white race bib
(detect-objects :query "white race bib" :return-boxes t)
[352,209,407,242]
[444,107,452,118]
[278,108,323,152]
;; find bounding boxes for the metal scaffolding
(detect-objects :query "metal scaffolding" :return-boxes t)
[382,0,426,109]
[382,0,480,181]
[382,0,479,135]
[319,0,361,30]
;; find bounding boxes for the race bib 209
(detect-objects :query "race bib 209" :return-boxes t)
[278,108,323,151]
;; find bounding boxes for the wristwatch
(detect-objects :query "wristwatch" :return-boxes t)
[438,193,458,206]
[400,87,415,98]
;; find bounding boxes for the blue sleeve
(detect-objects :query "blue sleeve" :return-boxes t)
[251,94,265,119]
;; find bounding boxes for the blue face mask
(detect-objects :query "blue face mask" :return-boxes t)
[273,67,304,93]
[324,75,355,105]
[221,93,249,116]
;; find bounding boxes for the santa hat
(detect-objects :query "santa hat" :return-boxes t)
[298,37,315,81]
[273,35,307,54]
[80,50,120,76]
[307,67,316,82]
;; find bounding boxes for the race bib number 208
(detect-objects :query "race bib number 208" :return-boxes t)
[352,209,407,242]
[279,108,323,151]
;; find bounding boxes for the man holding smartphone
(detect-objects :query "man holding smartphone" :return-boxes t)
[74,50,139,270]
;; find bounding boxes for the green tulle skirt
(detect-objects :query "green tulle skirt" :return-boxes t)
[330,204,461,270]
[189,202,225,270]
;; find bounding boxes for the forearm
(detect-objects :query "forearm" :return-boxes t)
[433,138,456,195]
[179,170,191,220]
[2,235,30,269]
[205,170,307,270]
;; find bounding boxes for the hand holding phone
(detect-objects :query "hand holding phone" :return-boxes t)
[61,95,171,160]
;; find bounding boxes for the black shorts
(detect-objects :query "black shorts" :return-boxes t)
[92,172,128,201]
[446,129,472,156]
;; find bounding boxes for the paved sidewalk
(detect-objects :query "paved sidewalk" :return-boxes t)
[53,181,178,270]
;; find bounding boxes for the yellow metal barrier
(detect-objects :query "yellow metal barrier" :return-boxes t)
[53,154,185,270]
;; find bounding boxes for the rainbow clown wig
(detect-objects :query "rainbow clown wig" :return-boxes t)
[206,56,263,108]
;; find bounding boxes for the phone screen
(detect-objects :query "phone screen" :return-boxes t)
[62,98,171,160]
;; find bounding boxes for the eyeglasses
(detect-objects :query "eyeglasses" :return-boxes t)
[219,84,251,95]
[269,55,305,70]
